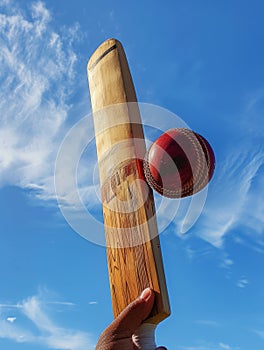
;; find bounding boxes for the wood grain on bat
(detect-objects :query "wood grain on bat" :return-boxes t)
[87,38,170,324]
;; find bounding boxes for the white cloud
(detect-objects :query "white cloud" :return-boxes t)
[185,89,264,252]
[219,257,234,269]
[0,292,95,349]
[48,301,76,307]
[219,343,231,350]
[0,1,80,200]
[236,276,249,288]
[0,303,21,308]
[0,1,263,256]
[0,319,35,343]
[192,148,263,248]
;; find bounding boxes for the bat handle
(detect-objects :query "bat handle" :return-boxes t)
[133,323,157,349]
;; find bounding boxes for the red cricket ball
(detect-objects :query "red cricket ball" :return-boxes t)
[143,128,215,198]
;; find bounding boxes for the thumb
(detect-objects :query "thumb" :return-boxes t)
[107,288,155,338]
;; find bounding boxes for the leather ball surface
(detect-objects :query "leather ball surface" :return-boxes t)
[143,128,215,198]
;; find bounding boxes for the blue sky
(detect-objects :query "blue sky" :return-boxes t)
[0,0,264,349]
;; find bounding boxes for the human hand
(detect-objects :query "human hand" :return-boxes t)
[95,288,167,350]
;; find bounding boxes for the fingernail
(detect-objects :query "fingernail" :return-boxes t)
[140,288,152,301]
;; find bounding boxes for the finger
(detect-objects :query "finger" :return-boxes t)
[105,288,155,338]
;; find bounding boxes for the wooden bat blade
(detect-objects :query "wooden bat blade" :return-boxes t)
[87,38,170,324]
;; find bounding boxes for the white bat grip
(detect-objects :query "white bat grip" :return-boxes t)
[132,323,157,349]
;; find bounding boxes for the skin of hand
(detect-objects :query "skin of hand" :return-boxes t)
[95,288,167,350]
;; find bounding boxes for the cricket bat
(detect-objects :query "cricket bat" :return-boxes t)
[87,38,170,348]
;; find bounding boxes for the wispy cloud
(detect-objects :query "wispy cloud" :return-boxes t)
[192,148,263,248]
[219,343,232,350]
[236,276,249,288]
[219,256,234,270]
[0,0,80,200]
[0,292,95,349]
[0,303,21,308]
[186,91,264,251]
[0,2,263,256]
[48,301,76,307]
